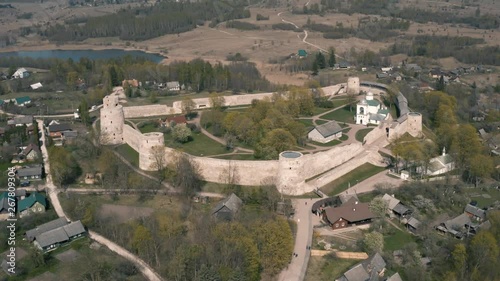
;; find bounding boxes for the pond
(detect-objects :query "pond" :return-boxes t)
[0,49,165,63]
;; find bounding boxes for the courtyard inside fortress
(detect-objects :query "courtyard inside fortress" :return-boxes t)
[100,77,423,195]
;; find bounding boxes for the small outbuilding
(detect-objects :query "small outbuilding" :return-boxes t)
[308,121,343,144]
[212,193,243,221]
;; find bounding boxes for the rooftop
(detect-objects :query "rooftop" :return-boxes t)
[26,217,69,241]
[324,198,375,224]
[48,123,72,133]
[17,166,43,177]
[312,121,343,138]
[18,192,47,212]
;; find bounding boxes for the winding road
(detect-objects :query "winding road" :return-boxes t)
[37,119,165,281]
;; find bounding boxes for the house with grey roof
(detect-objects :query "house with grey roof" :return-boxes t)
[406,217,421,233]
[0,192,15,221]
[26,217,69,241]
[212,193,243,220]
[464,204,486,222]
[337,253,388,281]
[33,221,86,252]
[425,148,454,176]
[308,121,343,143]
[166,81,180,92]
[386,273,403,281]
[436,213,471,239]
[11,116,33,127]
[17,165,43,180]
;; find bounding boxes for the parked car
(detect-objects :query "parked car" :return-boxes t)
[20,181,30,187]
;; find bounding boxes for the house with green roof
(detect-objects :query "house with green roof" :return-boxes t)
[297,49,308,58]
[14,96,31,107]
[18,192,47,218]
[355,92,389,125]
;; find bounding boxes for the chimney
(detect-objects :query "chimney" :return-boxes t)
[442,147,446,156]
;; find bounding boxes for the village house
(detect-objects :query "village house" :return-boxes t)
[0,192,14,221]
[10,115,33,127]
[406,217,421,233]
[297,49,308,58]
[26,217,86,252]
[464,204,486,222]
[166,81,181,92]
[17,165,43,181]
[323,197,375,230]
[337,253,388,281]
[22,143,40,161]
[14,96,31,107]
[436,213,472,239]
[212,193,243,221]
[12,68,29,79]
[160,115,188,128]
[18,192,47,218]
[355,92,389,125]
[308,121,343,144]
[48,123,72,138]
[61,131,78,144]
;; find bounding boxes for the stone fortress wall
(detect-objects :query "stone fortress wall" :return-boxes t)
[100,79,422,195]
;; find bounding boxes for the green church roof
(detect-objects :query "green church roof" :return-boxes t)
[367,99,380,107]
[18,192,46,212]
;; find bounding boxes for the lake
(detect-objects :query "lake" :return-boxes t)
[0,49,166,63]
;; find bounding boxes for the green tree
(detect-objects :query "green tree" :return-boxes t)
[48,146,81,187]
[259,129,296,159]
[131,224,152,255]
[451,124,482,169]
[315,52,326,69]
[172,123,192,143]
[196,264,221,281]
[78,99,91,126]
[469,154,494,186]
[452,243,467,280]
[181,96,196,114]
[436,75,446,91]
[369,197,388,218]
[363,231,384,254]
[312,60,319,76]
[328,47,336,67]
[109,65,120,87]
[468,231,499,279]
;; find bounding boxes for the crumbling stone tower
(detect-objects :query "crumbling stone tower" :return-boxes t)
[100,95,124,145]
[347,77,360,95]
[139,132,165,170]
[407,112,423,137]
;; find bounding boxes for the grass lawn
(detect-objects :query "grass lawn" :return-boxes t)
[316,119,329,125]
[305,255,359,281]
[462,187,500,208]
[312,107,334,116]
[138,123,160,133]
[298,119,315,128]
[165,132,229,156]
[355,128,374,142]
[384,223,416,252]
[339,134,348,141]
[310,140,342,147]
[320,163,386,196]
[114,144,139,166]
[319,106,355,124]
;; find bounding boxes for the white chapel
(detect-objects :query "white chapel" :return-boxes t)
[355,92,389,125]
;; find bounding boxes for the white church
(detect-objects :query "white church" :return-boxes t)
[355,92,389,125]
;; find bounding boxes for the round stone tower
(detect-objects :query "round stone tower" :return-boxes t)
[139,132,165,171]
[407,112,423,137]
[100,95,124,145]
[277,151,304,195]
[347,77,360,95]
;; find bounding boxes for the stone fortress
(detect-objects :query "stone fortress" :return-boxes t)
[100,77,422,195]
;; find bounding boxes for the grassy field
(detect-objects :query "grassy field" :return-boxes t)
[114,144,139,166]
[165,131,229,156]
[305,255,358,281]
[310,140,342,147]
[320,163,386,196]
[319,106,356,124]
[384,223,416,252]
[298,118,314,128]
[315,119,329,125]
[138,123,159,133]
[462,187,500,208]
[355,128,374,142]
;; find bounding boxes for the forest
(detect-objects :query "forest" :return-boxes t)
[320,0,499,29]
[39,0,251,42]
[382,35,500,66]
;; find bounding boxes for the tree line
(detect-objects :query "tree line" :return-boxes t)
[38,1,251,42]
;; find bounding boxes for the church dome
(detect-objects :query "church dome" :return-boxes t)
[366,92,374,100]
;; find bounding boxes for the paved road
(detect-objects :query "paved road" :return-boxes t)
[278,198,320,281]
[37,119,165,281]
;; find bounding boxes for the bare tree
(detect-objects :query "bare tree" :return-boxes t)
[218,160,240,188]
[150,145,167,181]
[175,154,202,196]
